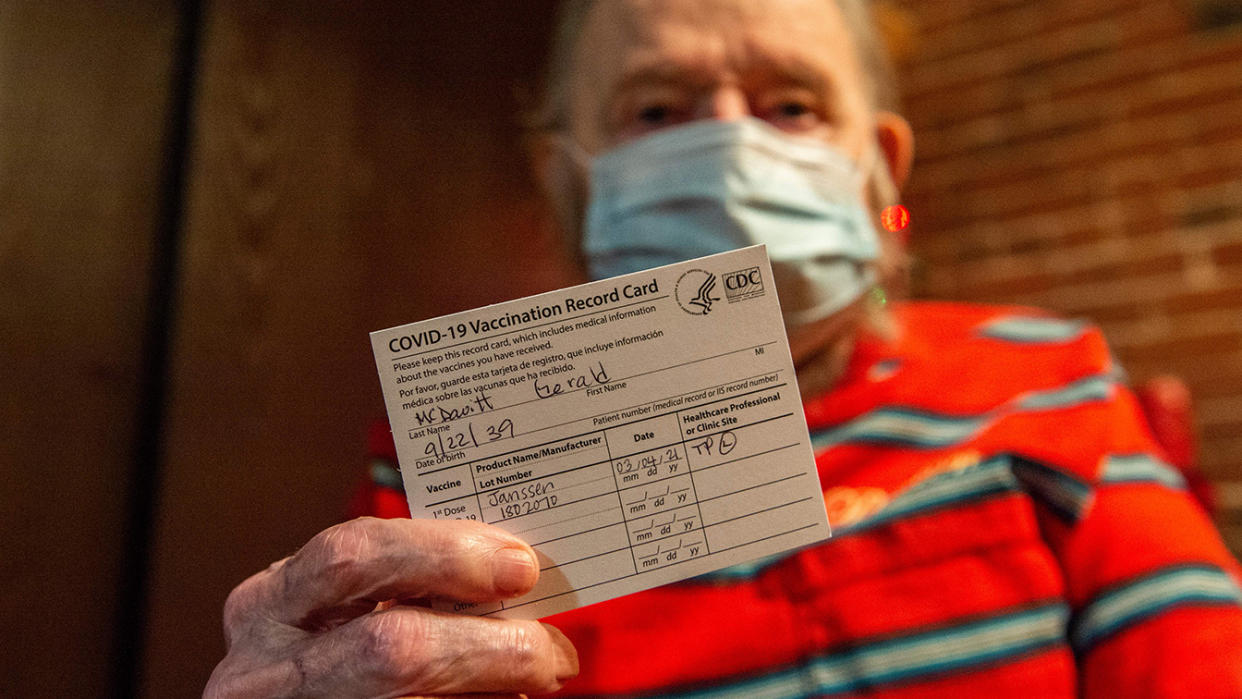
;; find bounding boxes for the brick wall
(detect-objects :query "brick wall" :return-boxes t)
[891,0,1242,551]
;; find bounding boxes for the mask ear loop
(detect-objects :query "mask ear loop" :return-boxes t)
[538,133,596,261]
[856,137,905,321]
[854,140,878,189]
[554,133,594,174]
[853,139,887,201]
[852,140,893,320]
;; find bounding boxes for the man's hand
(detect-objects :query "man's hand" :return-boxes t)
[204,517,578,698]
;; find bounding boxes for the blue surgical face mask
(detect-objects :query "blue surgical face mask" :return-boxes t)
[580,117,882,328]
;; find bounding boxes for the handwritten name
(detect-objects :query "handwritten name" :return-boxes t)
[412,391,495,427]
[534,361,610,399]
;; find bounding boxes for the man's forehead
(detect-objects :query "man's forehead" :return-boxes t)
[579,0,853,70]
[565,0,864,140]
[614,47,837,95]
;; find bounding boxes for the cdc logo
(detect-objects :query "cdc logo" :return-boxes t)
[724,266,764,303]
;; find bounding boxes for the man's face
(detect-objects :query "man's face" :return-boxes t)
[565,0,876,161]
[558,0,893,373]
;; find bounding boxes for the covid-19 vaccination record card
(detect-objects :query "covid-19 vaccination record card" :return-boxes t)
[370,245,830,619]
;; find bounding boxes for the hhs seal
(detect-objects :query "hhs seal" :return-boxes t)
[674,269,719,315]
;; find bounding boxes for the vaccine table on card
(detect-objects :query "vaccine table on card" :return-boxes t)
[370,245,830,619]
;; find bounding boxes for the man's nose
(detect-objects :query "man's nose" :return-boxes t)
[695,85,750,122]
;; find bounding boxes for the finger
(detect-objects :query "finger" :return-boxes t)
[281,518,538,627]
[295,607,577,697]
[232,517,539,631]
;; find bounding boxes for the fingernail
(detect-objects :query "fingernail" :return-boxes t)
[544,623,580,681]
[492,547,537,595]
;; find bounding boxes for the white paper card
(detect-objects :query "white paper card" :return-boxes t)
[370,245,830,619]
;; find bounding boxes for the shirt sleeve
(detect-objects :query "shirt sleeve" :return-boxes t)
[1030,328,1242,698]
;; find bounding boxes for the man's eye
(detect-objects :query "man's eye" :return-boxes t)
[768,103,820,131]
[776,101,812,117]
[613,84,693,138]
[637,104,673,124]
[757,89,826,132]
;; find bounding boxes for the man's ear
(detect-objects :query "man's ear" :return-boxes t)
[875,111,914,192]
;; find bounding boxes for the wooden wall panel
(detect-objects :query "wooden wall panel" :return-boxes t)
[140,2,567,694]
[0,1,177,695]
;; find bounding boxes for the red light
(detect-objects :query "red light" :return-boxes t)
[881,205,910,233]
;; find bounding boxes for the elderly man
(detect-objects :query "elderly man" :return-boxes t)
[207,1,1242,697]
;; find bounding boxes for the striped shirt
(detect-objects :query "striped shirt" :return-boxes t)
[359,302,1242,697]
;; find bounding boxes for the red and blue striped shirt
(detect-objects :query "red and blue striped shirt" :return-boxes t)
[360,302,1242,697]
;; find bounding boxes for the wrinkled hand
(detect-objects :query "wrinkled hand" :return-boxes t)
[205,517,578,698]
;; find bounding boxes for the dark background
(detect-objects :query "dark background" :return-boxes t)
[1,1,1239,696]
